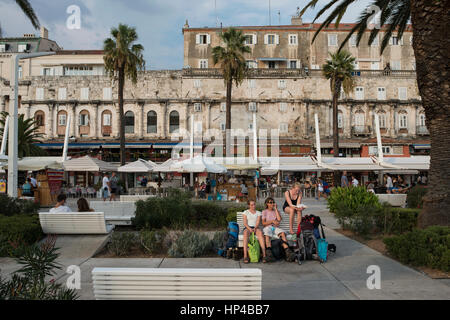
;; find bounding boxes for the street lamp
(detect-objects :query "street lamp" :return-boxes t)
[8,51,56,197]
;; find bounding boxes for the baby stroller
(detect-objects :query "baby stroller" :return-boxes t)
[294,215,336,265]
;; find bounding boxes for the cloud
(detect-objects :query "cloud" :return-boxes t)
[0,0,372,69]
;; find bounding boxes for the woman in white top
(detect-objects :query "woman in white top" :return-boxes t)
[242,200,272,263]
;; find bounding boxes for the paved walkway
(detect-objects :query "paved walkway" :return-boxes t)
[3,198,449,300]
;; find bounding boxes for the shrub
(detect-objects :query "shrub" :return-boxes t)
[407,186,428,209]
[139,229,167,255]
[374,206,420,235]
[133,190,192,230]
[191,202,228,228]
[211,231,228,252]
[0,194,40,217]
[384,226,450,272]
[0,237,78,300]
[226,211,237,223]
[168,230,211,258]
[0,215,43,257]
[327,186,381,214]
[107,232,137,256]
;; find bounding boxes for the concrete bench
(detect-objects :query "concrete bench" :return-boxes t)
[92,268,262,300]
[90,201,136,225]
[39,212,114,235]
[377,194,407,207]
[236,211,299,247]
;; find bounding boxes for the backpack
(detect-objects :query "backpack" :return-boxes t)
[271,239,285,260]
[317,238,329,262]
[248,232,261,263]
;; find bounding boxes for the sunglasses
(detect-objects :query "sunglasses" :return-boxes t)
[267,201,275,204]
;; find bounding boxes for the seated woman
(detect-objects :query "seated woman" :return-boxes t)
[77,197,94,212]
[283,182,304,234]
[261,198,296,262]
[242,200,273,264]
[22,178,33,197]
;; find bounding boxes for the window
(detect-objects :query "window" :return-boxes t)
[103,87,112,100]
[103,112,111,126]
[378,113,387,128]
[58,88,67,100]
[268,61,276,69]
[377,87,386,100]
[419,114,426,127]
[0,44,6,52]
[18,44,28,52]
[338,112,344,128]
[355,113,365,126]
[220,102,226,112]
[391,60,401,70]
[194,79,202,88]
[42,68,52,76]
[248,102,257,112]
[36,88,44,100]
[371,62,380,70]
[194,103,202,112]
[81,88,89,100]
[169,111,180,133]
[371,35,379,46]
[355,87,364,100]
[220,122,226,131]
[244,35,255,45]
[369,146,392,156]
[18,66,23,79]
[350,35,357,47]
[390,36,402,45]
[34,111,44,127]
[79,111,89,126]
[353,61,359,70]
[125,111,135,133]
[289,34,298,45]
[199,59,208,68]
[328,34,338,46]
[278,80,286,89]
[248,123,254,130]
[58,112,67,126]
[147,111,157,133]
[398,87,407,100]
[289,60,298,69]
[63,66,95,76]
[399,113,408,129]
[196,34,210,45]
[280,123,288,133]
[280,103,287,112]
[265,34,278,45]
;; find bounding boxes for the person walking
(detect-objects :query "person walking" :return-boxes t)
[352,175,359,187]
[341,171,349,188]
[102,172,110,202]
[109,172,119,201]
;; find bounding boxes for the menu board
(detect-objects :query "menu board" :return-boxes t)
[47,170,64,195]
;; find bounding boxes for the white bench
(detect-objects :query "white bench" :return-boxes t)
[236,211,299,247]
[92,268,262,300]
[377,194,407,207]
[90,201,136,225]
[39,212,114,235]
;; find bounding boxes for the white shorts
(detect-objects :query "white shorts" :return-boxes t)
[263,226,286,239]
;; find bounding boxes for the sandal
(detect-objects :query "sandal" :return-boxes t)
[262,256,267,263]
[243,257,250,264]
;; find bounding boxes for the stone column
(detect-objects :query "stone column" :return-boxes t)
[162,101,168,139]
[392,104,397,137]
[207,102,211,131]
[92,104,98,139]
[349,104,353,137]
[47,104,54,139]
[70,104,76,138]
[413,105,418,136]
[53,104,58,139]
[138,102,144,139]
[305,103,309,137]
[95,104,100,139]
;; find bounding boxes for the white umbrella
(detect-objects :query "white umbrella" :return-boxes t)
[63,155,118,172]
[172,155,227,173]
[118,159,156,173]
[153,158,181,173]
[1,157,64,171]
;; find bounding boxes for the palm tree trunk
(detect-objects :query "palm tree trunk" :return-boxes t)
[410,0,450,227]
[118,66,126,167]
[225,78,233,157]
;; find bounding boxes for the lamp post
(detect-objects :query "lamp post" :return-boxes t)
[8,51,55,197]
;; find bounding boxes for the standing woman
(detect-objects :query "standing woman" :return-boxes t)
[242,200,273,263]
[283,182,304,234]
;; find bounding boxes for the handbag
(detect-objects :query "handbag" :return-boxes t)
[248,232,261,263]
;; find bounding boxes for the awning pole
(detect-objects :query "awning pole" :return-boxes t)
[0,115,9,156]
[314,113,322,164]
[62,114,71,162]
[253,113,257,162]
[374,113,384,163]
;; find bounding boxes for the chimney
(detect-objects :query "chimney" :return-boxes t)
[291,16,303,25]
[40,26,48,39]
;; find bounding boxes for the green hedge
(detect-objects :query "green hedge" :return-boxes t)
[327,186,381,214]
[0,215,44,256]
[384,226,450,272]
[375,207,420,235]
[407,186,427,209]
[0,194,40,217]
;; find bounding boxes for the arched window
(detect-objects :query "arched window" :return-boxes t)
[78,110,90,136]
[399,111,408,129]
[337,111,344,129]
[169,111,179,133]
[419,113,426,127]
[125,111,135,134]
[147,111,157,133]
[378,111,387,129]
[34,111,44,127]
[101,110,112,137]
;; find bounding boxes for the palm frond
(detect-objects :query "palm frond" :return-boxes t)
[15,0,40,29]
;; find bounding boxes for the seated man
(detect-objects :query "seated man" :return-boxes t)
[22,178,34,197]
[49,194,72,213]
[261,197,296,262]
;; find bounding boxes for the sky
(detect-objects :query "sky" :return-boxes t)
[0,0,371,70]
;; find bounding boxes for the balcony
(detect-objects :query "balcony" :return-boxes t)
[352,125,372,136]
[416,126,429,135]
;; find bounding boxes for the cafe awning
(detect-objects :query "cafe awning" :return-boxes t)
[379,156,430,171]
[258,57,288,62]
[259,157,321,174]
[319,157,386,171]
[118,159,157,173]
[170,156,227,174]
[1,157,64,171]
[63,156,118,172]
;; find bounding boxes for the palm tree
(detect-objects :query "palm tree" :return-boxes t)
[322,50,355,159]
[212,28,251,155]
[0,1,40,37]
[299,0,449,228]
[103,24,145,167]
[0,111,46,158]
